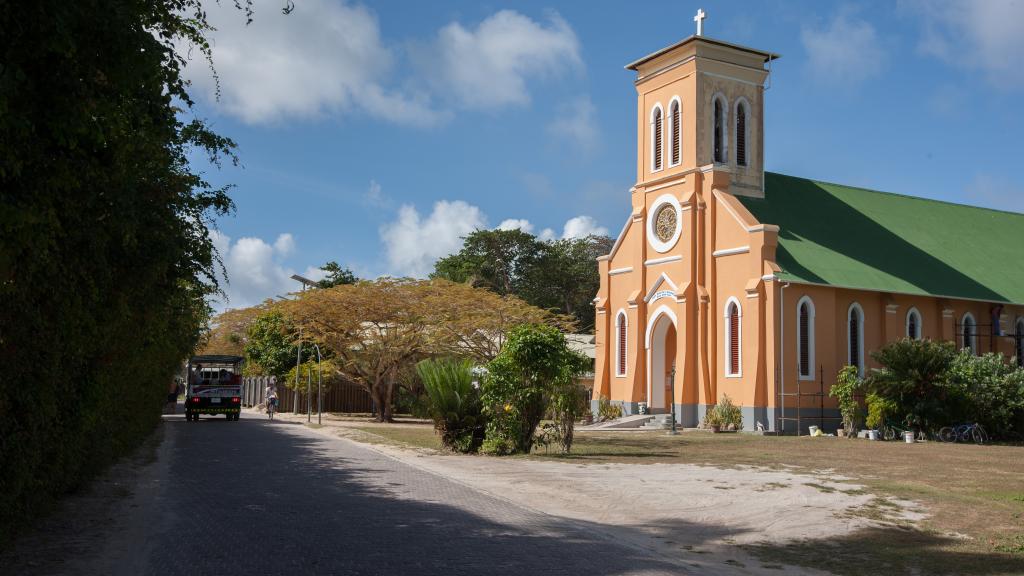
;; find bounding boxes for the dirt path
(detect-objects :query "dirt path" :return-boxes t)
[275,411,924,575]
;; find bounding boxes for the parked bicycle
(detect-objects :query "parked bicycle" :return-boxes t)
[937,423,988,444]
[881,416,927,442]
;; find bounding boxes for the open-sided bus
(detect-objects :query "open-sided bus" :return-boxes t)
[185,355,244,421]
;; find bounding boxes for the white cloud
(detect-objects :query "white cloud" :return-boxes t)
[906,0,1024,90]
[801,9,885,86]
[426,10,581,108]
[273,233,295,256]
[561,215,608,239]
[497,219,535,233]
[210,231,311,310]
[363,179,390,208]
[302,265,328,283]
[380,200,487,277]
[538,228,557,242]
[182,0,443,126]
[547,95,599,152]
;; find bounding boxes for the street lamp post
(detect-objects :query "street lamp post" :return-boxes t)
[289,273,318,417]
[311,344,322,425]
[667,366,679,435]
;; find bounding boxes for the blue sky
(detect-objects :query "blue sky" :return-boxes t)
[186,0,1024,310]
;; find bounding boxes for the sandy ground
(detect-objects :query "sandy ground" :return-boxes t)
[268,411,926,575]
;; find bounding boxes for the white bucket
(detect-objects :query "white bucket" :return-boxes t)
[808,425,819,436]
[904,431,915,444]
[868,430,878,441]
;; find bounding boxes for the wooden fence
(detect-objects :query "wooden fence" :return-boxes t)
[242,376,374,414]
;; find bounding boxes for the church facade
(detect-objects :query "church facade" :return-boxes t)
[592,32,1024,431]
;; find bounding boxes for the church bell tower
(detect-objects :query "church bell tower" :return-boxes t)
[625,11,778,197]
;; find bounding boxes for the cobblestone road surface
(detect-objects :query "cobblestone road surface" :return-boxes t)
[6,410,692,576]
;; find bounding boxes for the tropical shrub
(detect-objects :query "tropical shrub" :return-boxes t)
[830,365,863,435]
[481,324,588,455]
[417,358,485,453]
[549,377,590,453]
[864,339,959,430]
[865,392,898,430]
[947,351,1024,438]
[597,395,623,422]
[703,394,743,430]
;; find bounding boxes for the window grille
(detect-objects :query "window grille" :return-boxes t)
[799,302,810,377]
[653,108,663,171]
[728,302,740,375]
[617,313,627,376]
[670,101,680,165]
[713,98,724,163]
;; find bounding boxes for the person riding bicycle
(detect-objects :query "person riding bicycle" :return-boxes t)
[265,383,279,415]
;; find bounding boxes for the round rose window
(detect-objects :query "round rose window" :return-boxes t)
[654,204,677,243]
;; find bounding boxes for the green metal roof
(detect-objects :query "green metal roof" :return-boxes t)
[739,173,1024,305]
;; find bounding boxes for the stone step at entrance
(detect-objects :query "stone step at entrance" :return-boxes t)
[640,413,678,429]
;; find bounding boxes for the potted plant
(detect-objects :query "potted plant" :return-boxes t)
[716,395,743,432]
[702,408,723,432]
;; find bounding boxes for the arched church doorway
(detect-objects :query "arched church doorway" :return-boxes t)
[647,311,677,414]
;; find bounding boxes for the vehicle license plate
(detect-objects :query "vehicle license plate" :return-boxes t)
[211,397,221,404]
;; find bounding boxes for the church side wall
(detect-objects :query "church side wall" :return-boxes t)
[776,286,1024,434]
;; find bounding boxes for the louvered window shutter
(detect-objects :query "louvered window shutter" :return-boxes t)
[653,109,663,170]
[799,304,809,376]
[736,104,747,166]
[713,99,723,163]
[618,315,627,375]
[849,311,859,368]
[671,102,680,165]
[729,304,740,374]
[1017,323,1024,367]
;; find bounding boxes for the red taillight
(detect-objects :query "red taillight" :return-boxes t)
[231,397,240,404]
[191,397,200,403]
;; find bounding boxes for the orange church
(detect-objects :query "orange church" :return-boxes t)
[591,22,1024,431]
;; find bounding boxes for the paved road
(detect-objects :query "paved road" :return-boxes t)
[7,409,689,576]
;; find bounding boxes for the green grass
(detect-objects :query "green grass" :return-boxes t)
[351,425,443,451]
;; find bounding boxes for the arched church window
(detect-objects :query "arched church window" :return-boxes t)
[1016,318,1024,368]
[726,299,741,376]
[669,98,681,166]
[906,308,922,340]
[962,313,977,354]
[735,100,747,166]
[848,303,864,376]
[651,105,663,172]
[797,296,814,379]
[713,95,727,164]
[616,311,627,376]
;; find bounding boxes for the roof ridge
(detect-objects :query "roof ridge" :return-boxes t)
[766,171,1024,219]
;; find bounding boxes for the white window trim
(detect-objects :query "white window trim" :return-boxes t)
[906,307,922,340]
[733,96,751,168]
[650,103,664,173]
[961,312,977,354]
[711,92,729,165]
[724,296,742,378]
[668,96,682,168]
[848,302,865,377]
[797,296,815,381]
[615,310,628,377]
[646,193,683,253]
